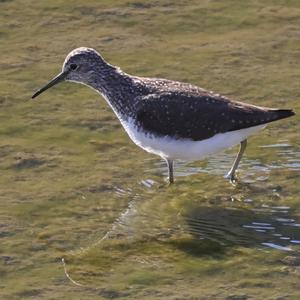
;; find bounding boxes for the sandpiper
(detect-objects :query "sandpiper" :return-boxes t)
[32,48,295,184]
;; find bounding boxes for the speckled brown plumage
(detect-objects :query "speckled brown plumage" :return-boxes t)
[32,47,294,142]
[134,88,294,141]
[32,47,295,184]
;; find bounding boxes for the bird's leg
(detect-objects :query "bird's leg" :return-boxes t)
[166,159,174,184]
[226,139,247,183]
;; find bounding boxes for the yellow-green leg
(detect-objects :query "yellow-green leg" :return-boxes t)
[226,139,247,183]
[166,159,174,184]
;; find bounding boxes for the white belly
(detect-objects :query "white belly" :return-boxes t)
[121,118,265,161]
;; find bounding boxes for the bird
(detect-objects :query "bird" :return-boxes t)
[32,47,295,184]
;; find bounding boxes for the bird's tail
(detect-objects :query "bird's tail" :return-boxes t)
[267,108,295,122]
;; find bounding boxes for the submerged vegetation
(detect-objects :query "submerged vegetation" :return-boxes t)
[0,0,300,299]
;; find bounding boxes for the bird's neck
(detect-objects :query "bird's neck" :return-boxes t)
[84,61,138,120]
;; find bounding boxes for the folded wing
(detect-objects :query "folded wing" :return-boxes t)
[136,92,294,141]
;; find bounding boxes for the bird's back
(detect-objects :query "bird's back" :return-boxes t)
[132,76,294,141]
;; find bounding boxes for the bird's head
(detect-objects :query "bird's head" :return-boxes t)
[32,47,103,99]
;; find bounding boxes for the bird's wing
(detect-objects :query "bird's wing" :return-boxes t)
[135,92,278,141]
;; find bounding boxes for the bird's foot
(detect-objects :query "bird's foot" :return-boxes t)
[225,171,238,185]
[164,177,174,186]
[168,179,174,186]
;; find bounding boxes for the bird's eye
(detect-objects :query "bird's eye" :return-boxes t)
[70,63,78,71]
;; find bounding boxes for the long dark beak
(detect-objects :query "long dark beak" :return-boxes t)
[32,71,68,99]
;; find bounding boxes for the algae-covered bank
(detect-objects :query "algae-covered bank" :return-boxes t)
[1,1,300,299]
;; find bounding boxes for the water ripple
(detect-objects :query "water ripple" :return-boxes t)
[183,204,300,252]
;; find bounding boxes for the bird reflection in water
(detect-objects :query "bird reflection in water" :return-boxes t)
[183,205,300,251]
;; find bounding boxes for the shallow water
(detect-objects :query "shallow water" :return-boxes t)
[57,143,300,298]
[1,0,300,299]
